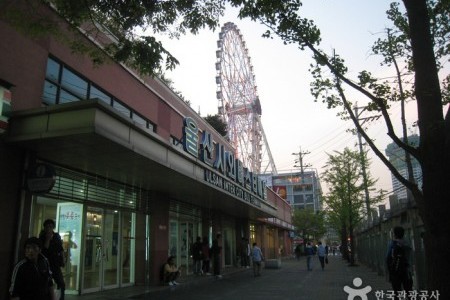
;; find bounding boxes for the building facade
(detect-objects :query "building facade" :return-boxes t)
[0,2,293,297]
[263,170,322,212]
[385,134,422,201]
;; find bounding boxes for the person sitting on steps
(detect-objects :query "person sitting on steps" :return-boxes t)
[163,256,181,286]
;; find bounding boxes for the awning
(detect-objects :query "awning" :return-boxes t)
[4,100,277,219]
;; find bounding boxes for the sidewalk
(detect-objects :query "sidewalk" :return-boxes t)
[66,255,392,300]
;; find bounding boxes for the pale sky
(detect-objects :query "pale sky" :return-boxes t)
[156,1,423,199]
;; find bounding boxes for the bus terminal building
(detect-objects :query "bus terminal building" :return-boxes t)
[0,2,293,297]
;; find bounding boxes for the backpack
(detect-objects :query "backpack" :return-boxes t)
[388,241,408,278]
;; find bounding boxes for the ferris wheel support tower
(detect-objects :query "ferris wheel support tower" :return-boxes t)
[215,22,277,175]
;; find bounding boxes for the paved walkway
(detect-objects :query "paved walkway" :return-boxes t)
[66,255,392,300]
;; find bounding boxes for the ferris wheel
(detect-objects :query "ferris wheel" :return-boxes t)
[215,22,277,174]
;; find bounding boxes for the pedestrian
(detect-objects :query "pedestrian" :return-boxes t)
[305,242,314,271]
[210,233,223,278]
[192,236,203,275]
[9,237,55,300]
[317,241,327,270]
[39,219,65,300]
[251,242,264,277]
[201,236,211,275]
[294,244,302,260]
[163,256,181,286]
[240,237,250,268]
[386,226,413,299]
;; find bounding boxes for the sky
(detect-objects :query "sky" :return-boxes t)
[156,1,422,199]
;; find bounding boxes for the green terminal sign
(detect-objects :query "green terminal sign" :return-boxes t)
[182,117,266,206]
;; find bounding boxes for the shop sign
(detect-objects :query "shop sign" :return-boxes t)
[27,163,56,193]
[183,117,266,201]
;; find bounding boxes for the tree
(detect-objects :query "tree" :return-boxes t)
[0,0,228,76]
[368,1,449,196]
[291,208,326,243]
[321,148,384,265]
[204,114,228,137]
[234,0,449,295]
[324,193,351,261]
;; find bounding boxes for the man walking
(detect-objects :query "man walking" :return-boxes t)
[305,242,314,271]
[317,241,327,270]
[210,233,223,279]
[251,242,264,277]
[386,226,413,299]
[39,219,65,300]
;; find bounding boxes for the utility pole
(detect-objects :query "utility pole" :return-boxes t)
[292,147,311,179]
[354,105,379,223]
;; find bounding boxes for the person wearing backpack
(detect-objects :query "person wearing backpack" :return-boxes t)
[386,226,413,298]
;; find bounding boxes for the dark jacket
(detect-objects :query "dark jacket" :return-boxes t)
[305,245,314,256]
[192,241,203,260]
[9,253,53,300]
[210,240,222,257]
[386,239,412,281]
[39,231,65,270]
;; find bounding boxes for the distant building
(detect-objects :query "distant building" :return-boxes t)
[385,134,422,200]
[263,170,322,211]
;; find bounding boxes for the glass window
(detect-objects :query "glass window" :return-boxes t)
[132,112,147,127]
[31,197,82,293]
[113,100,131,117]
[61,67,88,99]
[305,194,314,203]
[293,185,303,192]
[293,195,304,204]
[46,58,60,82]
[59,89,80,104]
[42,80,58,105]
[90,85,111,105]
[148,122,155,132]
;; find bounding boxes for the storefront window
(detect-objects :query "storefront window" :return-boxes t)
[31,194,136,294]
[58,203,82,291]
[31,197,82,293]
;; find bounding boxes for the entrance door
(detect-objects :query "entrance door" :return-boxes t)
[179,222,194,274]
[82,207,119,292]
[168,221,200,275]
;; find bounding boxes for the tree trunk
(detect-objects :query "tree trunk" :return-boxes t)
[341,225,349,261]
[403,1,450,297]
[348,223,355,266]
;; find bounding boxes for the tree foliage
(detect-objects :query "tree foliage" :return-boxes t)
[291,208,326,242]
[204,114,228,137]
[1,0,229,76]
[322,148,385,264]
